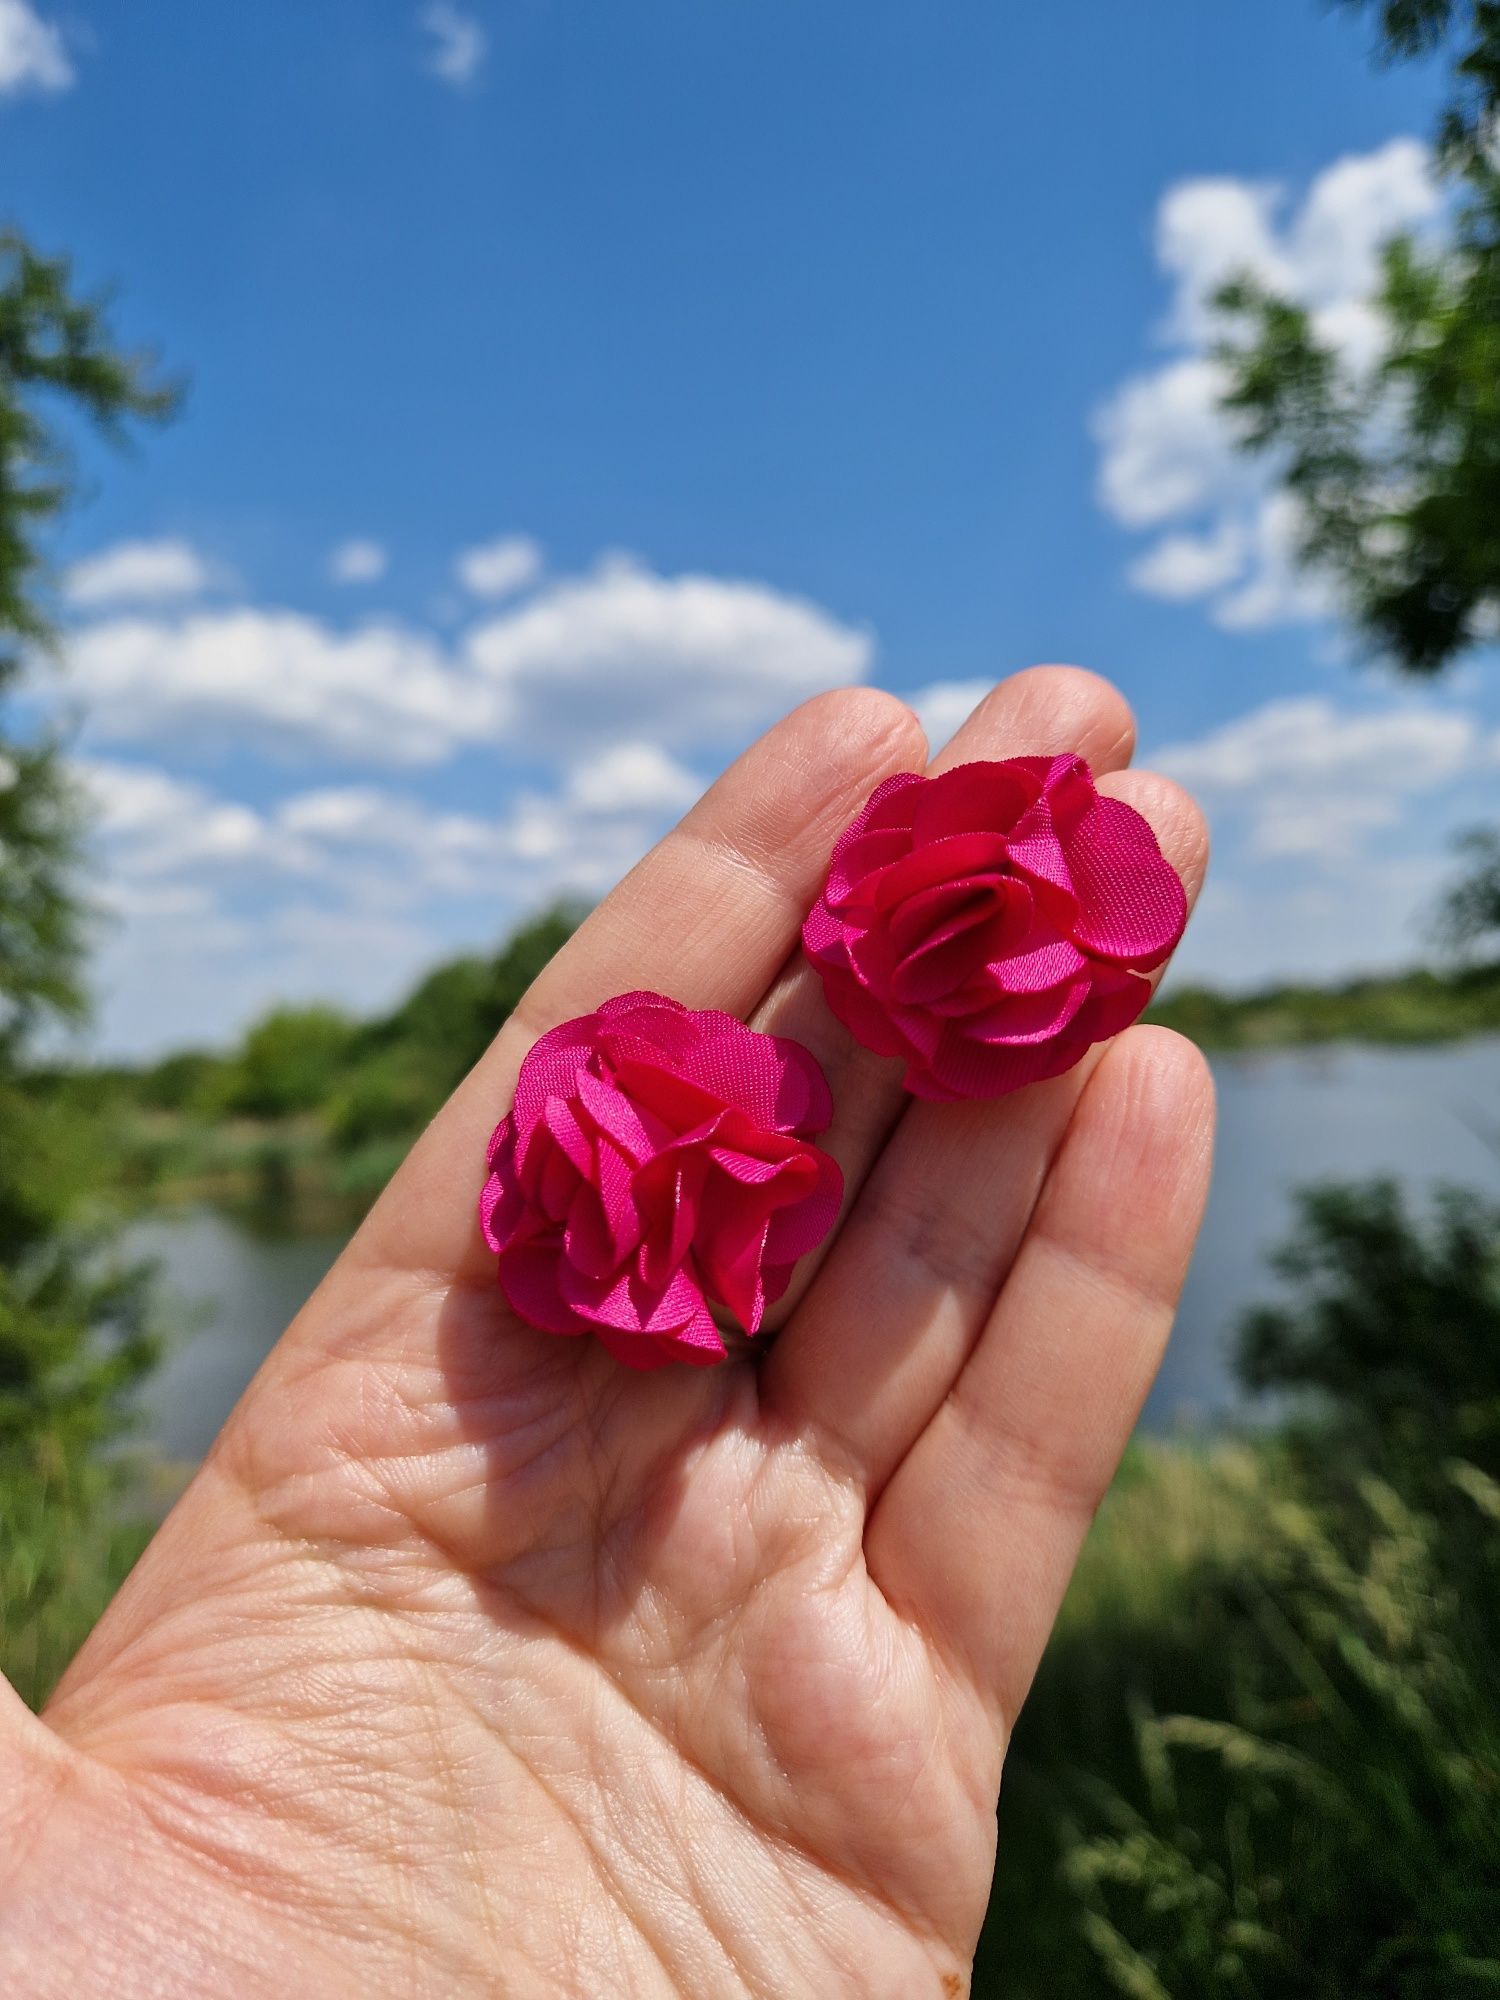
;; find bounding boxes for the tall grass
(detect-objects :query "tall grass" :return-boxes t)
[0,1455,154,1710]
[977,1445,1500,1995]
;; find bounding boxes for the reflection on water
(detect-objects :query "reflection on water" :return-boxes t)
[128,1039,1500,1463]
[125,1215,346,1462]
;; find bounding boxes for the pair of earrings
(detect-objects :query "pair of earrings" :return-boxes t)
[479,753,1186,1370]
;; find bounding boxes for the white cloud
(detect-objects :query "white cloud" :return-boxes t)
[57,556,870,767]
[1094,357,1245,529]
[266,777,677,905]
[1154,142,1436,345]
[1156,177,1288,344]
[1128,496,1337,631]
[75,677,1500,1052]
[1153,694,1483,795]
[90,898,435,1057]
[420,2,486,88]
[65,538,216,608]
[0,0,71,95]
[328,538,388,585]
[62,609,478,764]
[55,547,874,1050]
[1288,140,1438,306]
[563,741,701,815]
[1164,852,1457,993]
[79,759,313,879]
[463,555,871,753]
[1154,693,1494,859]
[1152,689,1500,992]
[1128,520,1246,602]
[1211,494,1339,631]
[908,678,990,752]
[456,534,542,600]
[76,745,710,1053]
[1098,139,1442,628]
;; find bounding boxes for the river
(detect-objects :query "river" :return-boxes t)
[125,1039,1500,1464]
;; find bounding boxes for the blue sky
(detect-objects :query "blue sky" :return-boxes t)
[4,0,1497,1052]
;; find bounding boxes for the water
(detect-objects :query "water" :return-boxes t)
[1148,1038,1500,1425]
[127,1040,1500,1463]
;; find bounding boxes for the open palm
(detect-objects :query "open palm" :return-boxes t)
[1,669,1212,1999]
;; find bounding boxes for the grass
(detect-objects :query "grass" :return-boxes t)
[0,1452,161,1711]
[975,1437,1500,1997]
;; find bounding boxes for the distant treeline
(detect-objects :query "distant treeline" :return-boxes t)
[1149,959,1500,1050]
[34,905,586,1225]
[32,912,1500,1230]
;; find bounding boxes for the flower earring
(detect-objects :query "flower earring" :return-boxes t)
[480,991,842,1368]
[801,754,1187,1101]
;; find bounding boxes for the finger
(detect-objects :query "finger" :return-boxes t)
[866,1026,1215,1725]
[750,665,1138,1328]
[351,688,926,1282]
[763,768,1206,1487]
[42,694,932,1688]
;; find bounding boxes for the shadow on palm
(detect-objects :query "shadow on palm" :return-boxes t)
[416,1266,993,1956]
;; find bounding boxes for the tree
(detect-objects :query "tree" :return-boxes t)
[216,1004,358,1119]
[1238,1177,1500,1476]
[1338,2,1500,168]
[0,235,176,1050]
[359,901,588,1088]
[328,903,587,1145]
[1214,3,1500,675]
[0,231,177,1706]
[1433,823,1500,951]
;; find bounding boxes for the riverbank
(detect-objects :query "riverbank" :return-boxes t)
[115,1038,1500,1461]
[34,923,1500,1234]
[1148,956,1500,1049]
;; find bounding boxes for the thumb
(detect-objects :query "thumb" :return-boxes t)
[0,1672,61,1858]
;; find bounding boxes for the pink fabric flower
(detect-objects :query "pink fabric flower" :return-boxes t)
[802,755,1187,1101]
[479,991,843,1369]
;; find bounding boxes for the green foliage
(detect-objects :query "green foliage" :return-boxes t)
[356,901,585,1085]
[980,1444,1500,1995]
[0,1454,155,1712]
[1340,2,1500,170]
[1436,825,1500,952]
[0,736,87,1053]
[323,905,584,1149]
[1214,212,1500,676]
[1052,1468,1499,1997]
[80,903,588,1226]
[1211,3,1500,675]
[0,1237,161,1701]
[0,232,177,1053]
[1147,955,1500,1047]
[212,1003,357,1119]
[133,1048,228,1112]
[0,232,175,1708]
[975,1176,1500,1995]
[75,925,1498,1230]
[1240,1178,1500,1475]
[1342,0,1458,59]
[326,1044,443,1149]
[0,1247,158,1455]
[207,902,584,1136]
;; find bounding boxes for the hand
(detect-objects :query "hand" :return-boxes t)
[0,669,1212,1999]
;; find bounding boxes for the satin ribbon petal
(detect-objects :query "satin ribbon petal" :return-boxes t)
[802,753,1187,1100]
[481,992,842,1367]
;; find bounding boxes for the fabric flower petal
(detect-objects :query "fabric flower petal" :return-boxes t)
[802,753,1188,1101]
[480,992,842,1366]
[1062,796,1188,965]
